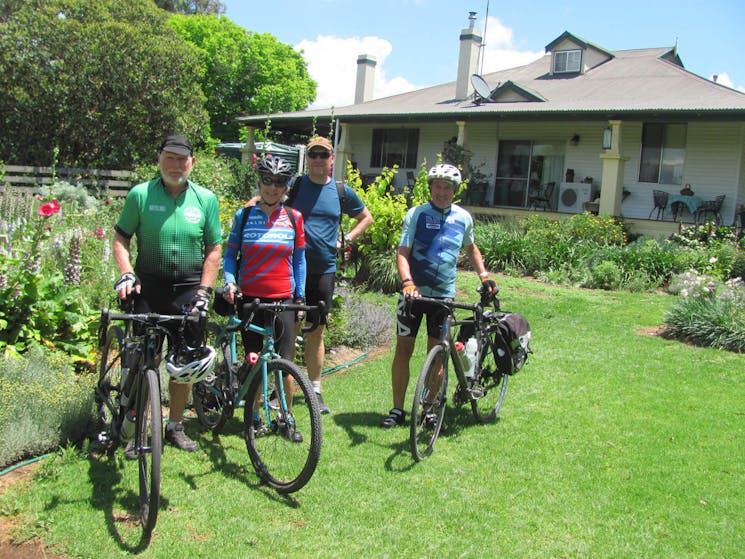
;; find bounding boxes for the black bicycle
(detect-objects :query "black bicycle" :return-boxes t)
[408,290,530,461]
[95,302,207,537]
[191,295,325,493]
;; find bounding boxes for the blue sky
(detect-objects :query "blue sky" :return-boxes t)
[222,0,745,109]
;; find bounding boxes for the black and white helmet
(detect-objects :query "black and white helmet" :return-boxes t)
[256,155,293,177]
[166,345,216,384]
[427,164,462,187]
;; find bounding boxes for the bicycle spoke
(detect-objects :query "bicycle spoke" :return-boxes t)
[245,359,322,493]
[410,345,448,461]
[96,326,125,447]
[471,325,509,423]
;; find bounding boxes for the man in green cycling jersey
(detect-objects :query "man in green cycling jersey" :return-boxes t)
[113,134,222,453]
[381,163,497,428]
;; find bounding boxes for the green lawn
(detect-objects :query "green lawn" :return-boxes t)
[2,275,744,558]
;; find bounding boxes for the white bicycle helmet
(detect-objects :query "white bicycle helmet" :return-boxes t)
[427,163,462,187]
[256,155,293,177]
[166,345,216,384]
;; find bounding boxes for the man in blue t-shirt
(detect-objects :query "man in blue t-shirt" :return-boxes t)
[288,136,373,413]
[381,163,497,428]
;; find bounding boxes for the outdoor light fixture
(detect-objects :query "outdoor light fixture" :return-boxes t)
[602,127,613,150]
[570,134,580,146]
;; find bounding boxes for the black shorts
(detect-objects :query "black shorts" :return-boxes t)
[238,297,294,359]
[134,280,201,348]
[305,272,335,326]
[396,294,450,339]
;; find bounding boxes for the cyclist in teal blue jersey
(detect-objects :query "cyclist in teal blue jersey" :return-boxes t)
[381,163,497,428]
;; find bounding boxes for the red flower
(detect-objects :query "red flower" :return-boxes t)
[38,200,61,217]
[94,227,106,239]
[104,199,111,205]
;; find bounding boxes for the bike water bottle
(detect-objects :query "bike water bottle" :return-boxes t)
[121,410,136,441]
[455,340,466,369]
[246,352,259,365]
[464,337,478,378]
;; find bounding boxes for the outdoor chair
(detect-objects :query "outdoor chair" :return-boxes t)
[648,190,668,220]
[528,181,555,210]
[695,194,725,225]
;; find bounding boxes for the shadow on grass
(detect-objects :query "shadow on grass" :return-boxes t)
[189,418,300,508]
[86,446,162,552]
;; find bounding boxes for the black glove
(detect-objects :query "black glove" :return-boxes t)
[479,279,498,304]
[190,292,210,313]
[294,297,306,323]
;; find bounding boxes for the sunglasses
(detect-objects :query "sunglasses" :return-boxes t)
[259,175,289,187]
[307,151,331,160]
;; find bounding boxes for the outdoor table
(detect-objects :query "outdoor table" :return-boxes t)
[667,194,702,221]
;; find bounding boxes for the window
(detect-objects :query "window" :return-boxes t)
[553,50,582,73]
[370,129,420,168]
[639,123,686,184]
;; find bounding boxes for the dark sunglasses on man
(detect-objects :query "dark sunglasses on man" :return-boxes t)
[259,175,289,187]
[307,150,331,160]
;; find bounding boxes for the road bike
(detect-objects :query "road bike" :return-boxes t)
[408,290,530,461]
[95,301,207,537]
[191,295,325,493]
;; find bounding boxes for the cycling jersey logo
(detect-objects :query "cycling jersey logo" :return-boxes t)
[425,215,441,230]
[183,206,202,224]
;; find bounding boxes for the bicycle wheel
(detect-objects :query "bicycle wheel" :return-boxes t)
[470,326,509,423]
[95,325,125,446]
[410,344,448,462]
[135,368,162,537]
[192,322,234,432]
[244,359,322,493]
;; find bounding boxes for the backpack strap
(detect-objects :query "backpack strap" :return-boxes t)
[235,206,251,272]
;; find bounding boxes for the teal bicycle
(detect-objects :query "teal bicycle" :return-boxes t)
[192,294,325,493]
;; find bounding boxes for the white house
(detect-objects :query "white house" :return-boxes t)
[238,16,745,237]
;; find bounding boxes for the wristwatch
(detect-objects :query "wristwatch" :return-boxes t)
[197,285,214,294]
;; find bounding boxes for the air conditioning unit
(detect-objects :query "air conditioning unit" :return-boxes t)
[558,183,593,212]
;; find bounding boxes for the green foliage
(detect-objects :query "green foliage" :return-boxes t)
[0,193,102,361]
[0,345,96,469]
[0,0,209,168]
[169,14,316,142]
[587,260,622,290]
[664,273,745,352]
[154,0,225,14]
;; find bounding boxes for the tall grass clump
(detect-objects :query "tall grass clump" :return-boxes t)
[0,346,96,469]
[663,271,745,351]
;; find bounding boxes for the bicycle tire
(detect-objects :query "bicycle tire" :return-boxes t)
[136,368,162,537]
[470,325,509,423]
[244,358,322,493]
[410,344,448,462]
[192,322,234,432]
[95,325,125,447]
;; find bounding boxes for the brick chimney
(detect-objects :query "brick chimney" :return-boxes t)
[455,12,482,100]
[355,54,376,104]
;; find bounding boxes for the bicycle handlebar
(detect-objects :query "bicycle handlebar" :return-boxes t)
[97,307,208,349]
[405,294,482,315]
[223,296,326,335]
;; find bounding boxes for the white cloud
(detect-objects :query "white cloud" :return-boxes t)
[479,16,544,74]
[710,72,745,93]
[295,35,417,109]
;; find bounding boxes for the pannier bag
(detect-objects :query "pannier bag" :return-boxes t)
[494,312,531,374]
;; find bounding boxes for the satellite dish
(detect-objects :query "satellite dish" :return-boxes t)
[471,74,492,102]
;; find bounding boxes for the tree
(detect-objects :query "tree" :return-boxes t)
[168,14,317,142]
[153,0,225,15]
[0,0,209,168]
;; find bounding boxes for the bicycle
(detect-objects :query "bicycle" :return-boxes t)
[95,302,208,537]
[191,294,325,493]
[408,290,530,461]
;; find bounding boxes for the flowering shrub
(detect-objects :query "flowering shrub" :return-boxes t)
[664,270,745,352]
[0,194,99,362]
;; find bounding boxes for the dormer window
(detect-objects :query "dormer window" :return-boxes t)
[553,49,582,73]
